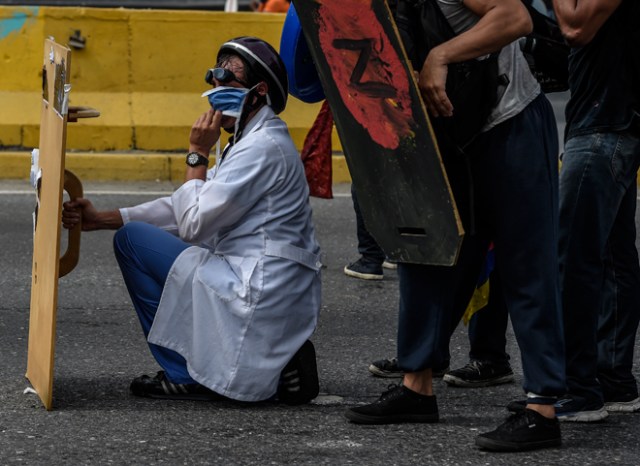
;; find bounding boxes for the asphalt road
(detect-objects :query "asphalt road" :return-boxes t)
[1,169,640,465]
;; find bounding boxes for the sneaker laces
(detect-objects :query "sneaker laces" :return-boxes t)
[459,360,484,376]
[382,358,399,370]
[379,384,404,401]
[498,410,535,434]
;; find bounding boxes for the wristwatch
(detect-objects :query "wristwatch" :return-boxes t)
[186,152,209,167]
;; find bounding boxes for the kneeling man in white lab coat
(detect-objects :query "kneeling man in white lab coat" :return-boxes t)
[62,37,322,405]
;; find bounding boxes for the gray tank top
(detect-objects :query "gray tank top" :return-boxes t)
[437,0,541,131]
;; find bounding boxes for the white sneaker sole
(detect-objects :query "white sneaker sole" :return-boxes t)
[344,266,383,280]
[443,373,514,387]
[368,364,403,378]
[557,407,609,422]
[605,397,640,413]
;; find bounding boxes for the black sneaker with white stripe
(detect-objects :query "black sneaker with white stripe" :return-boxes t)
[130,371,224,401]
[277,340,320,405]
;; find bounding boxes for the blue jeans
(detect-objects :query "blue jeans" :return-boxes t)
[559,130,640,403]
[398,94,566,400]
[113,221,196,384]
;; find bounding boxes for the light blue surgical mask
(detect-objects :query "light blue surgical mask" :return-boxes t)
[202,86,250,118]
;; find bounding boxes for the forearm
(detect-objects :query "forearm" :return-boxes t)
[435,0,532,64]
[89,210,124,231]
[552,0,622,46]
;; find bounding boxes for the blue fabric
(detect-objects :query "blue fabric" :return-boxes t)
[559,130,640,403]
[204,86,250,118]
[397,94,566,399]
[113,221,196,384]
[279,2,325,103]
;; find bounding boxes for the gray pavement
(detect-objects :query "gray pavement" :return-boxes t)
[1,178,640,465]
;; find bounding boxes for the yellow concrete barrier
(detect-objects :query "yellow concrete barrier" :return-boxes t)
[0,150,352,184]
[0,6,343,154]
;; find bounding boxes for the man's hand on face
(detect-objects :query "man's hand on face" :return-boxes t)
[189,108,223,156]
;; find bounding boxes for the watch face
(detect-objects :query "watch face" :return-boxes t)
[188,153,199,165]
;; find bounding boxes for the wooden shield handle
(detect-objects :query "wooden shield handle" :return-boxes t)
[59,170,83,278]
[67,106,100,122]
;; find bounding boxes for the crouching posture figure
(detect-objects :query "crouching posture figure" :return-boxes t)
[62,37,322,405]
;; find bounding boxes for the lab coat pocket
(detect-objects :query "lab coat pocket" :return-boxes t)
[195,254,264,312]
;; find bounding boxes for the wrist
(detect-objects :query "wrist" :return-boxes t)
[186,151,210,168]
[188,146,210,158]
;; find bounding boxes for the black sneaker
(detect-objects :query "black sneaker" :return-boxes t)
[368,357,449,378]
[277,340,320,405]
[130,371,224,401]
[507,395,609,422]
[476,409,561,452]
[368,357,403,378]
[344,258,383,280]
[345,384,439,424]
[443,360,514,387]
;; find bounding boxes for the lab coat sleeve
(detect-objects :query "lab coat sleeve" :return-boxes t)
[119,196,180,236]
[171,136,281,243]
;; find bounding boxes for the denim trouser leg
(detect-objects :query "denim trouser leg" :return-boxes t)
[113,221,196,384]
[468,271,510,365]
[351,184,386,264]
[559,130,640,403]
[598,182,640,399]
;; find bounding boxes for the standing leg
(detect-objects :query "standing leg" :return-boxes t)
[477,94,565,402]
[560,130,640,413]
[597,182,640,409]
[344,184,386,280]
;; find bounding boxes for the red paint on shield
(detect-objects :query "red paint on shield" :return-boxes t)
[316,0,414,150]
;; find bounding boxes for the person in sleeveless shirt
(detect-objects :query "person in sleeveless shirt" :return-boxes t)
[345,0,566,452]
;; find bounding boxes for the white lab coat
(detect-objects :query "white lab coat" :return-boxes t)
[119,106,322,401]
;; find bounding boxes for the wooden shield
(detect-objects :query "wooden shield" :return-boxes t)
[291,0,463,265]
[26,39,72,410]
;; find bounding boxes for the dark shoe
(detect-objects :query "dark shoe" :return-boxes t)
[443,360,514,387]
[605,394,640,413]
[507,395,608,422]
[506,399,527,413]
[476,409,561,452]
[130,371,223,401]
[345,384,439,424]
[344,258,383,280]
[277,340,320,405]
[368,357,403,378]
[368,357,449,378]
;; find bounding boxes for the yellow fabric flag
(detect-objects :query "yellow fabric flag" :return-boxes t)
[462,279,490,325]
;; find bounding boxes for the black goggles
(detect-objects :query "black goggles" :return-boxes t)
[204,67,248,87]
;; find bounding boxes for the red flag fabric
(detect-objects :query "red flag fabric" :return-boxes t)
[300,100,334,199]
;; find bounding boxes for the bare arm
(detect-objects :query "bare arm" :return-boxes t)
[552,0,622,46]
[420,0,532,117]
